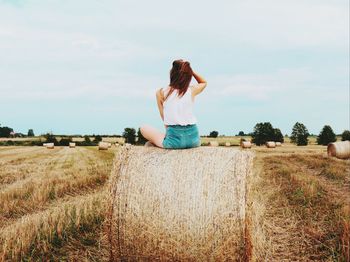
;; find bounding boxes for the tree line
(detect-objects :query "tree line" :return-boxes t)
[1,123,349,147]
[252,122,349,146]
[122,123,350,146]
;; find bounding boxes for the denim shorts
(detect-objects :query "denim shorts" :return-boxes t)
[162,124,200,149]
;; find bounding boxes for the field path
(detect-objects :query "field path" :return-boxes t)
[0,147,65,188]
[0,146,45,163]
[249,152,350,261]
[0,147,114,228]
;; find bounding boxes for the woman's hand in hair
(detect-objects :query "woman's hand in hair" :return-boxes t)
[192,71,207,97]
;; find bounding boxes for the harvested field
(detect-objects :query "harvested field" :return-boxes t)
[248,145,350,261]
[0,146,115,261]
[0,144,348,261]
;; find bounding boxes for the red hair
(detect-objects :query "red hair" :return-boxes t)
[165,59,193,100]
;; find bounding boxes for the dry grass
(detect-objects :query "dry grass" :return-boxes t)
[0,146,115,261]
[107,146,254,261]
[1,144,349,261]
[0,191,107,261]
[248,147,350,261]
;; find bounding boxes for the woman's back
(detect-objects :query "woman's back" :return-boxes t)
[140,59,206,149]
[162,86,197,126]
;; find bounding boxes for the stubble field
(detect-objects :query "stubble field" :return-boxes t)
[0,146,115,261]
[0,144,349,261]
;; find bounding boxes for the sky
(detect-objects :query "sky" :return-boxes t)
[0,0,349,136]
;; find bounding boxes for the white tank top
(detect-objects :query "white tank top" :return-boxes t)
[163,86,197,126]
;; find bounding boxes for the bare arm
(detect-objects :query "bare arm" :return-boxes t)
[192,71,207,96]
[156,88,164,121]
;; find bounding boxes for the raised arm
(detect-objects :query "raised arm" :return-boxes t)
[191,71,207,96]
[156,88,164,121]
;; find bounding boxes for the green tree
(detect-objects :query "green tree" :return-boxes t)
[251,122,275,146]
[137,128,147,145]
[0,124,14,138]
[44,133,58,144]
[59,137,72,146]
[84,135,91,143]
[209,131,219,138]
[317,125,336,145]
[341,130,350,141]
[273,128,284,143]
[93,135,102,143]
[238,131,245,136]
[290,122,309,146]
[123,128,136,144]
[27,129,34,137]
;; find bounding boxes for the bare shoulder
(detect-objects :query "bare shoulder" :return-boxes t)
[161,86,172,96]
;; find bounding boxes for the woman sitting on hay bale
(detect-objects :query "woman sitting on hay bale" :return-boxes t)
[141,59,207,149]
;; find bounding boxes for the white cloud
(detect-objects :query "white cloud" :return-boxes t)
[0,0,348,51]
[98,0,349,49]
[207,68,348,102]
[0,0,348,134]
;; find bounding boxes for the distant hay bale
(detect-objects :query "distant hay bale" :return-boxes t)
[42,143,48,147]
[45,143,54,149]
[209,141,219,147]
[225,142,231,147]
[108,142,112,148]
[69,142,76,148]
[327,141,350,159]
[98,142,109,150]
[107,146,254,261]
[275,142,282,147]
[240,141,252,149]
[265,141,276,148]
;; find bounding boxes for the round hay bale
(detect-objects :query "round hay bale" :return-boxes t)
[98,142,109,150]
[209,141,219,147]
[69,142,76,148]
[327,141,350,159]
[45,143,54,149]
[107,146,254,261]
[240,141,252,149]
[265,141,276,148]
[225,142,231,147]
[107,142,112,148]
[42,143,48,147]
[275,142,282,147]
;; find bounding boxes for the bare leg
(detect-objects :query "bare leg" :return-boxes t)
[140,124,165,148]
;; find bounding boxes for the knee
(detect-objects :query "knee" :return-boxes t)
[140,124,150,136]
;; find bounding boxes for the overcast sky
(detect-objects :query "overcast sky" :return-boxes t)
[0,0,349,135]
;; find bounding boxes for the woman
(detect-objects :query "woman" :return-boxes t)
[140,59,207,149]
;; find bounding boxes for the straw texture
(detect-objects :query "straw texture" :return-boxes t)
[265,141,276,148]
[327,141,350,159]
[209,141,219,147]
[45,143,54,149]
[240,141,252,149]
[98,142,109,150]
[107,146,254,261]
